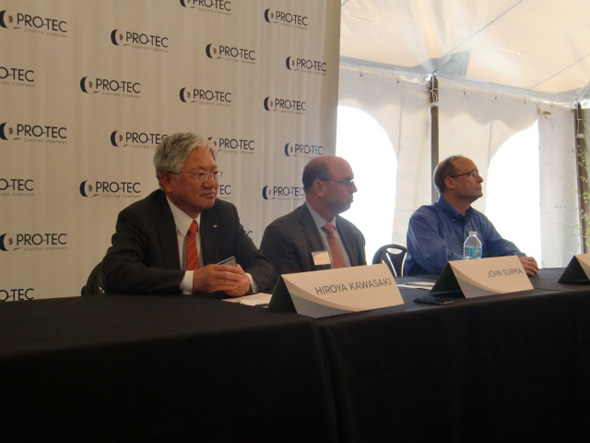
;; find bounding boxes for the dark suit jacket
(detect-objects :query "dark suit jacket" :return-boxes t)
[102,189,276,294]
[260,203,366,276]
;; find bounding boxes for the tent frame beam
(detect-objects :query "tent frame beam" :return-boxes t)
[576,103,590,252]
[430,74,440,203]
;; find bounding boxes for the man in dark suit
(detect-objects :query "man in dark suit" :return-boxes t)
[260,155,366,276]
[102,132,276,296]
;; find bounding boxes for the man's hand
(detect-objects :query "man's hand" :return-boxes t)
[192,264,251,296]
[519,256,539,276]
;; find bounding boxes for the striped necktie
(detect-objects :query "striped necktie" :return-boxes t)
[186,220,199,270]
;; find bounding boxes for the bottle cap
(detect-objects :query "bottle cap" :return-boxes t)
[468,231,477,235]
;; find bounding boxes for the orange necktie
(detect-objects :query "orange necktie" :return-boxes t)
[186,220,199,270]
[322,223,346,268]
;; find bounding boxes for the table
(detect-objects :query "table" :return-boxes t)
[0,295,337,442]
[2,269,589,442]
[316,269,590,442]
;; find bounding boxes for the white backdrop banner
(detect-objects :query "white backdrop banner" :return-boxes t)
[0,0,340,301]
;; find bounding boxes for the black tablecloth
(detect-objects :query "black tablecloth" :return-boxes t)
[0,295,337,443]
[316,271,590,442]
[2,269,589,442]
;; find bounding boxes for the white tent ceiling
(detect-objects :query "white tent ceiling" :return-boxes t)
[340,0,590,105]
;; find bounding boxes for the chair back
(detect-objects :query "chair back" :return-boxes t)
[371,244,407,277]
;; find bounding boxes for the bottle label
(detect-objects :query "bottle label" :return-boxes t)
[463,246,482,260]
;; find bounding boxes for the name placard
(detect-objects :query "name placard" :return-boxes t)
[431,256,533,298]
[558,254,590,283]
[268,264,404,318]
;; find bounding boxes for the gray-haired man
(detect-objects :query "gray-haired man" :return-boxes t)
[102,132,276,296]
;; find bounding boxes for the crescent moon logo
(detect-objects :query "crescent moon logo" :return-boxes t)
[207,137,219,148]
[284,143,292,157]
[263,9,272,23]
[0,234,8,251]
[110,130,120,147]
[286,56,292,70]
[0,122,17,140]
[0,10,9,29]
[179,88,189,103]
[205,44,214,58]
[111,131,126,148]
[110,29,119,46]
[263,97,272,111]
[0,122,8,140]
[262,185,269,200]
[80,76,89,93]
[79,180,89,198]
[179,0,188,7]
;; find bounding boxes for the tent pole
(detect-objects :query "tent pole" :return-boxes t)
[430,74,439,203]
[575,103,589,253]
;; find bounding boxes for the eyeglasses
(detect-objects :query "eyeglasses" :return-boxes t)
[319,178,355,187]
[173,171,223,182]
[448,170,480,179]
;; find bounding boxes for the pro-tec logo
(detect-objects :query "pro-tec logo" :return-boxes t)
[263,8,308,29]
[218,183,232,200]
[110,130,166,149]
[263,96,307,115]
[205,43,255,63]
[180,0,232,14]
[179,87,232,107]
[208,136,255,155]
[285,56,327,75]
[80,76,141,98]
[284,142,324,158]
[0,66,35,87]
[0,178,34,197]
[0,121,67,144]
[0,232,67,252]
[0,10,67,35]
[79,180,142,199]
[262,185,305,201]
[0,288,35,302]
[110,28,169,52]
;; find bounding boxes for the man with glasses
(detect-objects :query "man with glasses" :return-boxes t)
[102,132,276,296]
[405,155,538,276]
[260,155,366,276]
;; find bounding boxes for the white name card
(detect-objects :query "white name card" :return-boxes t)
[431,256,533,298]
[558,254,590,283]
[269,264,404,318]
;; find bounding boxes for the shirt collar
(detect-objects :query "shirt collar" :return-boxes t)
[436,195,473,219]
[166,196,201,237]
[306,202,337,231]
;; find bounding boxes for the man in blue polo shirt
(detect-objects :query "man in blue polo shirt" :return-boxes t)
[405,155,538,276]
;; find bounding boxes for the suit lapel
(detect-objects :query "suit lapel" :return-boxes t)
[200,206,221,265]
[155,191,181,269]
[336,216,359,266]
[298,205,326,252]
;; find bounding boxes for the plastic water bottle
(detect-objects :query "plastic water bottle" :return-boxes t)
[463,231,482,260]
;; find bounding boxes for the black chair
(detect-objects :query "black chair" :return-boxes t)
[81,262,105,296]
[371,244,407,277]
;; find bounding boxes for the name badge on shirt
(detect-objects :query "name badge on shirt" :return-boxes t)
[312,251,331,266]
